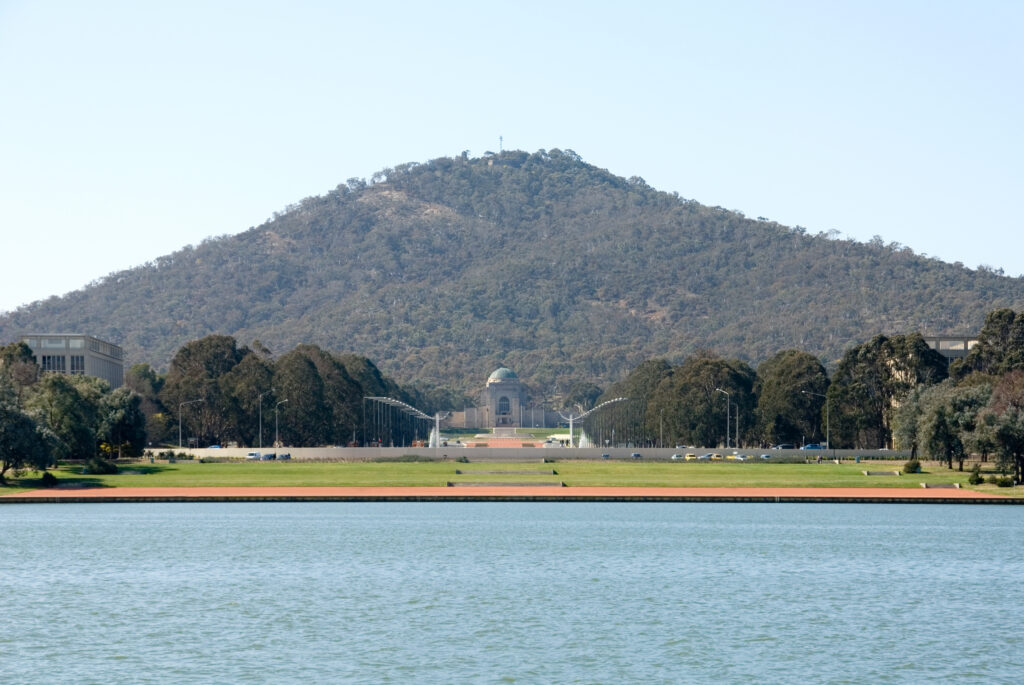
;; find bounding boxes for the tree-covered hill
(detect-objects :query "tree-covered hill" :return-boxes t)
[2,149,1022,395]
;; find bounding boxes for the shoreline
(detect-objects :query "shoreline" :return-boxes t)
[0,486,1016,504]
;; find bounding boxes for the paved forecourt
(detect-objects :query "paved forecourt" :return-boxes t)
[0,486,1014,504]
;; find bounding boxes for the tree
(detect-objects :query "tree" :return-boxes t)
[160,335,250,446]
[0,401,51,483]
[952,308,1024,379]
[988,370,1024,483]
[647,354,755,448]
[98,387,148,459]
[0,341,39,404]
[272,350,331,447]
[125,363,170,445]
[24,373,102,460]
[828,334,948,449]
[563,382,603,411]
[753,349,829,446]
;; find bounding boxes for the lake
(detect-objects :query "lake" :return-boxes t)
[2,502,1022,683]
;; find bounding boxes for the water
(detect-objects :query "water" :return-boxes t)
[2,502,1022,684]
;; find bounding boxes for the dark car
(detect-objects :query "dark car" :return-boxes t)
[630,452,642,459]
[260,453,276,460]
[277,453,291,460]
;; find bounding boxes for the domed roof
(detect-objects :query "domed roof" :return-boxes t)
[488,367,518,381]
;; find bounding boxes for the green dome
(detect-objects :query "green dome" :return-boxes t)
[488,367,518,381]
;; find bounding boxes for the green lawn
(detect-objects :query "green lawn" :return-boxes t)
[2,458,1016,495]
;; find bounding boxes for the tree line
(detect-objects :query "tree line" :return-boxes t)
[5,308,1024,485]
[596,308,1024,482]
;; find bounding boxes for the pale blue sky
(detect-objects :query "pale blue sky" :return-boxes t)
[2,0,1022,314]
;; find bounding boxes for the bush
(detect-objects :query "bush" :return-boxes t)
[85,457,118,475]
[903,458,921,475]
[40,471,58,488]
[968,463,984,485]
[996,476,1015,488]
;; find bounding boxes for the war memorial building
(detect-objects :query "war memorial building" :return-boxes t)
[448,367,561,429]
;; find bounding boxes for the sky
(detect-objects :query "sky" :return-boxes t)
[1,0,1022,314]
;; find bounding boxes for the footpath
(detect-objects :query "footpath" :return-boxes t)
[0,486,1015,504]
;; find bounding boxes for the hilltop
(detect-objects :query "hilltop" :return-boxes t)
[2,149,1021,394]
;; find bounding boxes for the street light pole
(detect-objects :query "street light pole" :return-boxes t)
[258,388,274,451]
[715,388,730,449]
[178,399,205,449]
[802,390,830,456]
[275,399,289,448]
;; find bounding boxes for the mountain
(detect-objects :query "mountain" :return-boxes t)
[2,149,1022,395]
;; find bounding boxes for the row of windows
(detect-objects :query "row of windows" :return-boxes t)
[41,355,85,373]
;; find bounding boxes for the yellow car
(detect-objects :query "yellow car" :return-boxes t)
[684,453,698,461]
[711,453,724,461]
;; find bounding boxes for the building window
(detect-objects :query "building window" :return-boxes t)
[41,338,66,349]
[498,397,510,415]
[41,355,66,372]
[70,356,85,374]
[69,338,85,349]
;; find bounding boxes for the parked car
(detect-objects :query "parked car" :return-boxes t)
[771,444,795,450]
[759,453,772,460]
[260,452,276,460]
[671,453,683,460]
[711,453,724,460]
[277,453,291,460]
[631,452,642,459]
[698,453,712,461]
[684,453,698,461]
[601,453,610,459]
[245,451,261,460]
[801,444,824,450]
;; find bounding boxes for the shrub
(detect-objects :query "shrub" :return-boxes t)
[85,457,118,475]
[996,476,1015,488]
[40,471,58,488]
[903,458,921,475]
[968,464,984,485]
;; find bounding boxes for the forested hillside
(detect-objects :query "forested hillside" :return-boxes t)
[2,149,1022,395]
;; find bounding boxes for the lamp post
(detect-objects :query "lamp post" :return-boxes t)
[275,399,289,448]
[258,388,274,451]
[178,399,205,449]
[802,390,830,456]
[715,388,730,449]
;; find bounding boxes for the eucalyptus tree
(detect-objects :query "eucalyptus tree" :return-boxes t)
[160,335,250,446]
[753,349,829,446]
[648,353,755,448]
[828,333,947,449]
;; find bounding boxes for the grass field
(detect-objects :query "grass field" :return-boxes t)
[2,458,1019,496]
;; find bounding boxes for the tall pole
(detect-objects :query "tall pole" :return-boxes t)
[178,399,205,449]
[715,388,730,449]
[275,399,289,448]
